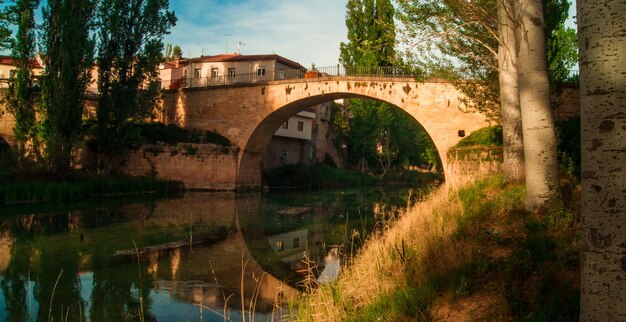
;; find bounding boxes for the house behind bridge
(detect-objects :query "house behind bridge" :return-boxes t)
[158,53,306,89]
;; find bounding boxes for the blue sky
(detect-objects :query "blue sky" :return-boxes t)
[164,0,577,69]
[165,0,349,68]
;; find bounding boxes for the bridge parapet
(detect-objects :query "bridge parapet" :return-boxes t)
[160,65,420,90]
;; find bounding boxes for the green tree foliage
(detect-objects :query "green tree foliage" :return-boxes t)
[0,1,13,50]
[163,43,182,61]
[544,0,578,85]
[94,0,176,166]
[339,0,438,174]
[397,0,577,120]
[4,0,39,164]
[340,0,396,67]
[39,0,96,172]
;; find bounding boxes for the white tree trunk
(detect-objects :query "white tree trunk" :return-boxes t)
[578,0,626,320]
[498,0,525,184]
[516,0,560,210]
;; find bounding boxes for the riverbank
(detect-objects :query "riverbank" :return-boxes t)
[263,164,442,189]
[292,175,580,321]
[0,170,183,205]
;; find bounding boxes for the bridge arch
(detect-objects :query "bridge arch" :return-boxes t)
[160,77,489,188]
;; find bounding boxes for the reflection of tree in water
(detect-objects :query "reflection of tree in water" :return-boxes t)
[89,247,155,322]
[1,232,30,322]
[33,236,85,321]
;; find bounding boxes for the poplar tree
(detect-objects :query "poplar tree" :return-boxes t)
[516,0,561,209]
[95,0,176,169]
[397,0,575,186]
[39,0,95,172]
[4,0,39,164]
[578,0,626,319]
[340,0,436,175]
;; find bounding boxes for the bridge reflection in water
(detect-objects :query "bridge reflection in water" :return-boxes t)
[0,187,421,321]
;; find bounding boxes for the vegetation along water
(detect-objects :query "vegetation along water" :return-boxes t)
[0,185,430,321]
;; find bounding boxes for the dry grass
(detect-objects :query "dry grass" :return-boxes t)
[292,182,471,321]
[292,175,580,321]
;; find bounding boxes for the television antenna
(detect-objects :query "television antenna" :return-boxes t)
[237,41,246,55]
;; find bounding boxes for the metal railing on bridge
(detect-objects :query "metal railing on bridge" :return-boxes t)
[159,65,421,90]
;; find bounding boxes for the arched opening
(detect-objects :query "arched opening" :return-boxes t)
[236,93,443,188]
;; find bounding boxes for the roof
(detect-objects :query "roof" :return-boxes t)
[160,59,189,69]
[187,54,305,70]
[0,55,43,69]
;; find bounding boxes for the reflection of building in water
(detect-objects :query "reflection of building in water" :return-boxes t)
[267,229,308,263]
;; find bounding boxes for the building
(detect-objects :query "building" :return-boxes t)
[158,53,305,89]
[0,55,44,88]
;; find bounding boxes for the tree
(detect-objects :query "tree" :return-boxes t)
[339,0,437,176]
[39,0,95,172]
[94,0,176,169]
[516,0,561,209]
[578,0,626,320]
[340,0,396,67]
[0,1,13,51]
[172,44,182,59]
[4,0,40,164]
[396,0,576,184]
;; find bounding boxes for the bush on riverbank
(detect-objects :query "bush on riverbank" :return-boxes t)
[263,164,441,189]
[0,171,182,205]
[293,175,580,321]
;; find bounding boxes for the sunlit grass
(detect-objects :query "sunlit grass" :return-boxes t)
[292,175,580,321]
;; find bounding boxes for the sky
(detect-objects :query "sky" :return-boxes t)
[164,0,349,68]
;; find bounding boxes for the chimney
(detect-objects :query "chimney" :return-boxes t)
[175,58,180,68]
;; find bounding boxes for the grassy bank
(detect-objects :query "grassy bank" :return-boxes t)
[264,164,442,189]
[292,175,580,321]
[0,171,182,205]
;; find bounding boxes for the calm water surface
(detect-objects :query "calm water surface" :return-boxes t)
[0,186,426,321]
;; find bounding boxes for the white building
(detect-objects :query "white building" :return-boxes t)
[158,53,305,89]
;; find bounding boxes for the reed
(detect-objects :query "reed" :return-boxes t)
[0,174,182,205]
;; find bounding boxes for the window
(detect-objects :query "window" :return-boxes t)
[228,68,236,78]
[194,68,201,78]
[293,237,300,248]
[257,67,266,77]
[297,121,304,132]
[278,70,286,80]
[211,68,219,78]
[276,241,284,251]
[281,122,288,129]
[9,69,16,79]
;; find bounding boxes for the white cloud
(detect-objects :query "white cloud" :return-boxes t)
[165,0,348,67]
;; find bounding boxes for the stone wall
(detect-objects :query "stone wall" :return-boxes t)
[118,143,239,191]
[445,146,503,188]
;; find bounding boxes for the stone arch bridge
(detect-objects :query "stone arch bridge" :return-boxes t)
[158,75,490,188]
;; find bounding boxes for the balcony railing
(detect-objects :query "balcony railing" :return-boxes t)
[159,65,420,90]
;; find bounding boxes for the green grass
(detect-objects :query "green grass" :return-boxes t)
[136,122,231,146]
[454,125,503,148]
[295,175,580,321]
[0,173,182,205]
[263,164,441,189]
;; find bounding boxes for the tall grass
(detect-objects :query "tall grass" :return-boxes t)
[0,174,182,205]
[292,175,580,321]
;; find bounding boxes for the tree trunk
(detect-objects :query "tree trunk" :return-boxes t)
[498,0,524,184]
[516,0,560,210]
[578,0,626,320]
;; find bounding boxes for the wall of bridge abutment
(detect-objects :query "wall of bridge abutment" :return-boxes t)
[159,77,491,188]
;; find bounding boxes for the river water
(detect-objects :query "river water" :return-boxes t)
[0,186,426,321]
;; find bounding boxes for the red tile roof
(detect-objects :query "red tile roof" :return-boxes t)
[0,55,43,69]
[188,54,305,70]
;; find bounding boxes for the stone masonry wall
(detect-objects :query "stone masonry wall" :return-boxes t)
[118,143,239,191]
[446,146,503,188]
